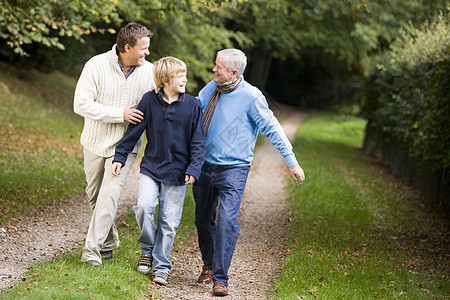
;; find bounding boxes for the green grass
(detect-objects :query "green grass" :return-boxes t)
[1,74,447,300]
[0,63,85,224]
[1,188,197,299]
[0,64,198,298]
[270,113,449,299]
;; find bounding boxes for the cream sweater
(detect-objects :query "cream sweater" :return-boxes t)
[74,45,155,157]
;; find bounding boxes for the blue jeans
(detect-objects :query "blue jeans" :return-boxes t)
[193,163,251,286]
[133,173,186,273]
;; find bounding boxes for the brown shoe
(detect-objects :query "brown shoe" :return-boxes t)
[197,265,213,283]
[213,283,228,296]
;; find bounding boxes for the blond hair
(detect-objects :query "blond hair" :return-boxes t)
[153,57,187,89]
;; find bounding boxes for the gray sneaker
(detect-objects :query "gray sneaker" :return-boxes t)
[153,272,169,286]
[85,260,101,267]
[137,255,153,275]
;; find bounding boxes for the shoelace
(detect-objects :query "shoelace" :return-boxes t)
[138,256,152,266]
[154,272,168,280]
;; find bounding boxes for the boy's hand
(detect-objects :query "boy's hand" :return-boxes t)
[185,174,196,185]
[112,162,123,176]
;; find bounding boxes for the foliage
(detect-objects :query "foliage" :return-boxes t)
[0,0,121,56]
[362,12,450,169]
[1,0,446,104]
[0,0,251,88]
[270,113,449,299]
[116,0,251,92]
[220,0,300,60]
[264,0,448,108]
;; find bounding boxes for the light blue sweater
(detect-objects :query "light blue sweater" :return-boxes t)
[197,80,298,167]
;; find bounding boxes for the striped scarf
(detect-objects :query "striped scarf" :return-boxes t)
[203,76,243,134]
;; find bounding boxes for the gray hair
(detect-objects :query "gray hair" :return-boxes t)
[217,49,247,77]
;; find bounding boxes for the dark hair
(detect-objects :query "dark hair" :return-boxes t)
[116,22,153,53]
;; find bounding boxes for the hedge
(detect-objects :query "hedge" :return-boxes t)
[361,12,449,212]
[363,12,449,171]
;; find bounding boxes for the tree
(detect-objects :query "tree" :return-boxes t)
[117,0,251,91]
[0,0,120,56]
[252,0,448,107]
[212,0,371,89]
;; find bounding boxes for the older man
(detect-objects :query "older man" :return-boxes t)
[74,22,155,267]
[194,48,305,296]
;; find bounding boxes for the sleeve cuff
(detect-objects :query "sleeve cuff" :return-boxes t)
[110,107,125,123]
[284,154,298,168]
[112,154,127,166]
[185,166,201,181]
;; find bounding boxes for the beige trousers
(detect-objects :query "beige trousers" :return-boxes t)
[81,148,137,263]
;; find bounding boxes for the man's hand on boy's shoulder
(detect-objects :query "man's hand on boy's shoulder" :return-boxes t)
[185,174,196,185]
[124,104,144,124]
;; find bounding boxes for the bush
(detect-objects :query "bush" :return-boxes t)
[363,12,450,170]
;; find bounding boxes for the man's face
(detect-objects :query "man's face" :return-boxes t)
[213,56,236,84]
[125,37,150,66]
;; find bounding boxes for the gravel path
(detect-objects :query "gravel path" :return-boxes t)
[0,165,140,290]
[154,110,308,299]
[0,108,308,299]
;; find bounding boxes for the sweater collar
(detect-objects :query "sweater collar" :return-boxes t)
[156,88,185,106]
[110,44,137,78]
[110,44,119,62]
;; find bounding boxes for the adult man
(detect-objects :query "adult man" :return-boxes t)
[194,48,305,296]
[74,22,155,267]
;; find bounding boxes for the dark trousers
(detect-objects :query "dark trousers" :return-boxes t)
[193,163,251,286]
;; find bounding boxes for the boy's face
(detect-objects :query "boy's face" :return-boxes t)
[165,71,187,94]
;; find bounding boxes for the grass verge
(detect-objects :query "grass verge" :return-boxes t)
[270,113,449,299]
[0,63,85,224]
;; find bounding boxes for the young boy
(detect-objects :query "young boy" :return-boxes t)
[112,56,205,285]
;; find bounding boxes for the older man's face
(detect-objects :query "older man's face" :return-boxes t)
[212,56,236,84]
